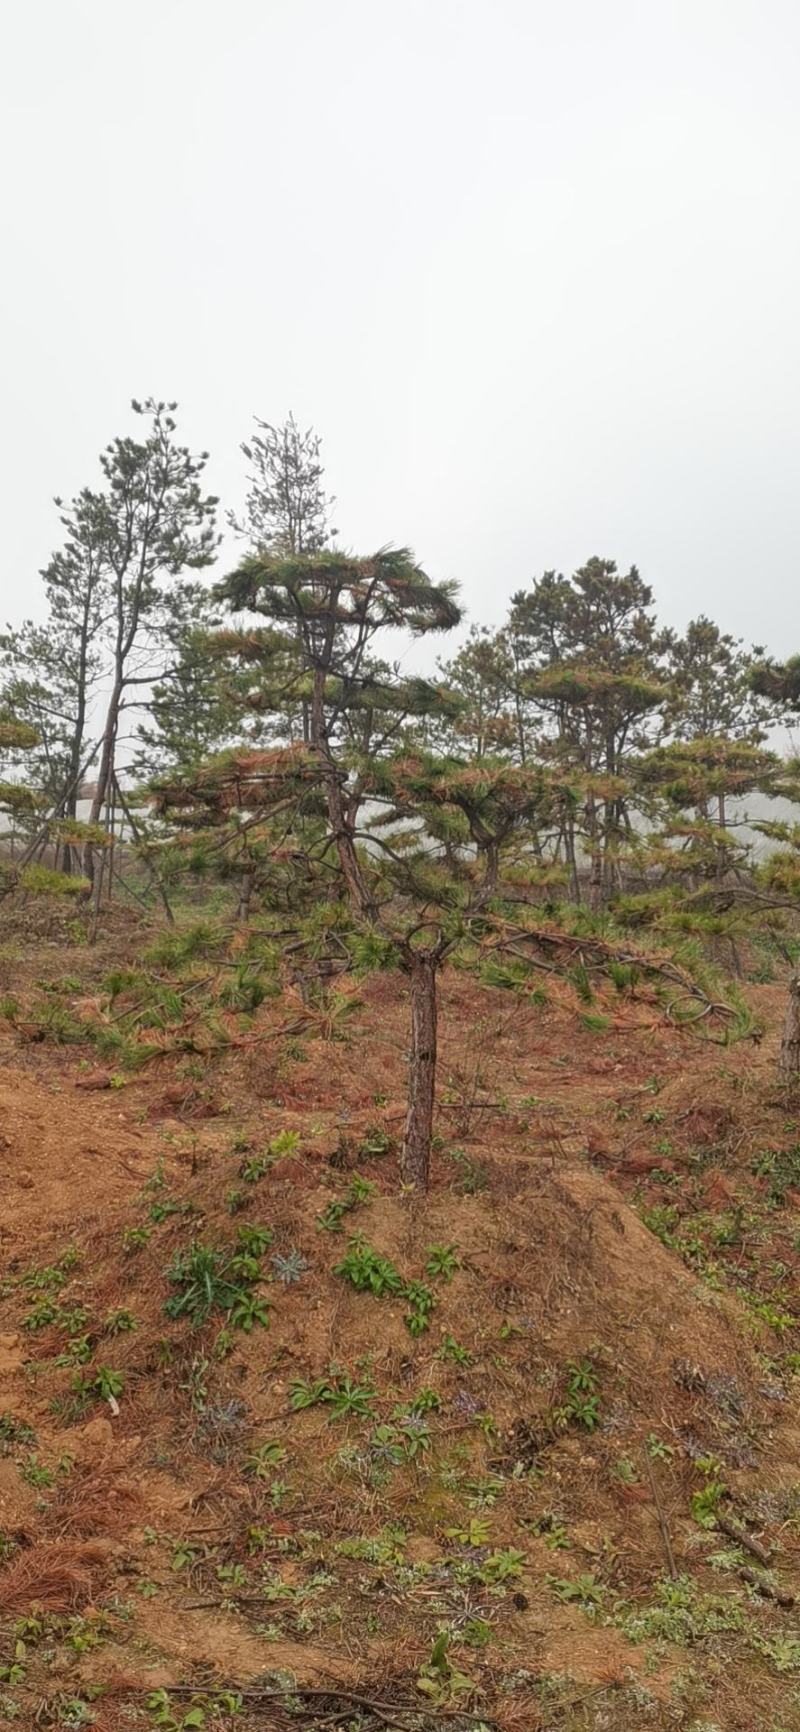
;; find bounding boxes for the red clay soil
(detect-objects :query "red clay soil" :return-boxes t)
[0,945,799,1729]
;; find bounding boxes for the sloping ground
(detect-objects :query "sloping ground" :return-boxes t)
[0,946,800,1730]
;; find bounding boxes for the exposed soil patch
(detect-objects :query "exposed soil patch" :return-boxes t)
[0,943,799,1729]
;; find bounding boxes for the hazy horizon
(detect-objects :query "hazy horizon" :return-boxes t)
[3,0,800,658]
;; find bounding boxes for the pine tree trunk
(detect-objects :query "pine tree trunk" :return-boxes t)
[401,954,438,1190]
[562,816,581,904]
[309,668,377,924]
[585,792,603,912]
[324,766,378,920]
[84,672,123,885]
[778,974,800,1085]
[237,870,254,922]
[716,791,727,881]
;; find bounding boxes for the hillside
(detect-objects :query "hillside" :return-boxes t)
[0,913,799,1731]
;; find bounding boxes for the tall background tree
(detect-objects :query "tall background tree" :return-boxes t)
[0,494,109,870]
[231,411,337,744]
[231,412,336,556]
[82,398,219,877]
[506,559,669,904]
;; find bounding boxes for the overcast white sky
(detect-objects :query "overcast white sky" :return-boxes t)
[2,0,799,658]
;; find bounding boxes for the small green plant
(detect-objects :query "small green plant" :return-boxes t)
[416,1631,474,1705]
[72,1366,124,1404]
[55,1335,93,1367]
[146,1686,210,1729]
[425,1243,461,1281]
[462,1617,493,1648]
[480,1546,526,1584]
[0,1638,26,1687]
[640,1203,680,1246]
[244,1442,288,1480]
[270,1130,301,1158]
[103,1308,138,1336]
[531,1513,570,1551]
[227,1290,271,1332]
[240,1154,270,1184]
[0,1415,36,1454]
[317,1174,375,1233]
[122,1225,151,1255]
[328,1377,377,1421]
[288,1371,376,1421]
[337,1528,407,1566]
[19,1454,54,1489]
[333,1237,404,1297]
[752,1632,800,1673]
[395,1387,441,1415]
[691,1470,727,1529]
[334,1236,435,1334]
[646,1433,674,1461]
[289,1376,335,1411]
[165,1244,237,1325]
[236,1223,273,1256]
[553,1359,600,1432]
[271,1249,310,1285]
[436,1334,472,1365]
[164,1238,269,1331]
[403,1279,436,1336]
[23,1299,60,1332]
[620,1574,745,1644]
[359,1124,393,1157]
[752,1146,800,1207]
[446,1515,492,1547]
[547,1571,605,1611]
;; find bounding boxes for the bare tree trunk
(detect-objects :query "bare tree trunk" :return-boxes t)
[62,593,94,879]
[563,816,581,904]
[400,953,438,1190]
[84,670,123,884]
[309,666,377,922]
[106,783,116,904]
[324,766,378,920]
[587,811,603,913]
[237,869,254,922]
[716,790,727,882]
[88,841,107,944]
[583,791,603,913]
[481,840,499,899]
[778,974,800,1085]
[112,775,175,926]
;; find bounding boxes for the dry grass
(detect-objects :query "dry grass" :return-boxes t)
[45,1452,142,1539]
[0,1539,111,1613]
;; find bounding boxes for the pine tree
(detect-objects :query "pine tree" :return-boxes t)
[217,547,462,920]
[432,627,520,760]
[0,715,41,866]
[83,399,219,878]
[0,493,109,869]
[633,736,779,886]
[506,559,670,903]
[156,546,462,1184]
[750,656,800,710]
[132,582,258,779]
[232,412,335,555]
